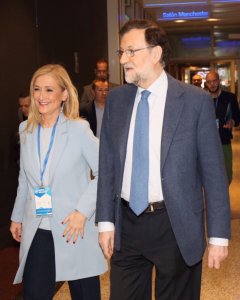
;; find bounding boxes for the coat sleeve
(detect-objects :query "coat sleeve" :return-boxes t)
[11,122,29,223]
[197,93,231,239]
[95,95,116,223]
[75,121,99,219]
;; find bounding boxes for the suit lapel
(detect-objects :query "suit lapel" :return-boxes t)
[161,75,185,171]
[118,84,137,170]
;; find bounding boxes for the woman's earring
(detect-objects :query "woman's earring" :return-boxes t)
[61,101,65,113]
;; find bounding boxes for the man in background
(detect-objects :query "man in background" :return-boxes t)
[16,91,31,166]
[18,91,30,121]
[192,74,203,88]
[205,70,240,184]
[80,79,108,138]
[80,58,118,105]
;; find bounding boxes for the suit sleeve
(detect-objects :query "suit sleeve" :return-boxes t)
[96,96,116,223]
[197,93,231,239]
[231,93,240,127]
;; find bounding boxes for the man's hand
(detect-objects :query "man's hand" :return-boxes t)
[208,244,228,269]
[223,119,234,129]
[99,231,114,259]
[10,221,22,242]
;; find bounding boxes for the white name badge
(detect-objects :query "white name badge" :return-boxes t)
[34,187,53,216]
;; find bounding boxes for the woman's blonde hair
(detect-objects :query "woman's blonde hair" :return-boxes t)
[26,64,79,132]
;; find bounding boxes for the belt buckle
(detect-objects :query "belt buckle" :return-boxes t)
[149,203,154,212]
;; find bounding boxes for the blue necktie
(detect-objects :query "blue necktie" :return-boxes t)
[129,90,151,216]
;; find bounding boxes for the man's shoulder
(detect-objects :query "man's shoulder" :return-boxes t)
[220,90,236,100]
[80,101,95,116]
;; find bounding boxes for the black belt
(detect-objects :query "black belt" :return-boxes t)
[121,198,165,214]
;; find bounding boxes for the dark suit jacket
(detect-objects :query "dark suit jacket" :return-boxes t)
[215,90,240,144]
[80,82,119,105]
[80,101,97,136]
[96,73,231,266]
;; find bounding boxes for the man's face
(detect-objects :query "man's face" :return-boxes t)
[19,96,31,117]
[205,73,220,94]
[119,29,157,88]
[94,81,109,105]
[192,75,202,87]
[95,62,108,80]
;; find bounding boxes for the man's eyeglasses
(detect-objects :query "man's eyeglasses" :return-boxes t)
[116,46,156,58]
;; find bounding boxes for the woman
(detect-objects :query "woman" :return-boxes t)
[10,64,107,300]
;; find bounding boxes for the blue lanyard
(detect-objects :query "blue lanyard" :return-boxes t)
[37,116,59,186]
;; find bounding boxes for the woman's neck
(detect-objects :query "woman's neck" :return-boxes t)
[41,113,59,128]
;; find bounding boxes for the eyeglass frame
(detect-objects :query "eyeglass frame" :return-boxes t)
[116,45,156,58]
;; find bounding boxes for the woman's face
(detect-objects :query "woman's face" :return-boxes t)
[33,74,67,120]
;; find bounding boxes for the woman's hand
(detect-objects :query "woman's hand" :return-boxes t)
[62,210,87,243]
[10,221,22,242]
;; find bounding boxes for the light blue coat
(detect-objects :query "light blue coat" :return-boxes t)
[11,113,107,283]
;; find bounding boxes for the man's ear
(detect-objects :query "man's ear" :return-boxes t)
[152,45,162,64]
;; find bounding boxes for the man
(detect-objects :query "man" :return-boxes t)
[96,19,230,300]
[16,91,31,166]
[80,79,108,138]
[205,70,240,184]
[18,91,30,121]
[192,74,203,88]
[80,58,117,104]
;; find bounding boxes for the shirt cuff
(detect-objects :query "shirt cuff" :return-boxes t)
[98,221,115,232]
[208,237,229,246]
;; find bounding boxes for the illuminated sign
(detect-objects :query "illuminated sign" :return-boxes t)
[159,10,209,20]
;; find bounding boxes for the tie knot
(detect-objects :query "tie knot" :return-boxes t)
[141,90,151,101]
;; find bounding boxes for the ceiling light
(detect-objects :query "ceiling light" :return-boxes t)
[207,18,219,21]
[174,20,186,23]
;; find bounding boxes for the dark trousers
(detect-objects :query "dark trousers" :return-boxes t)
[23,229,101,300]
[110,205,202,300]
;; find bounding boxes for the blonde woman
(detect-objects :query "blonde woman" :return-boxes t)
[10,64,107,300]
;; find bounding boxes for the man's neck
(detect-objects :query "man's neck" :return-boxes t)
[211,89,221,99]
[95,101,105,109]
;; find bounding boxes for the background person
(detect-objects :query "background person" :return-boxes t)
[192,74,203,88]
[10,64,107,300]
[205,70,240,184]
[18,91,31,121]
[80,58,118,105]
[80,79,109,138]
[96,19,230,300]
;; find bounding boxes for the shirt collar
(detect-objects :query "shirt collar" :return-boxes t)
[137,70,167,97]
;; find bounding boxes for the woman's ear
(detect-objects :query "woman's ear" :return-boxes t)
[63,89,69,101]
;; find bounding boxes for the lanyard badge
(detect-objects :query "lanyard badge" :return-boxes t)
[34,187,52,216]
[34,116,59,217]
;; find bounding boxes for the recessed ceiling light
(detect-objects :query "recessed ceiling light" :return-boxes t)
[207,18,219,22]
[174,20,186,23]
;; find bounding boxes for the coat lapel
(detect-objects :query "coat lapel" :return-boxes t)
[28,127,41,185]
[161,75,185,171]
[118,84,138,170]
[48,113,68,184]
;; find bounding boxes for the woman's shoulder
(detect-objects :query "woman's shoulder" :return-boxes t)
[68,118,90,129]
[67,118,94,137]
